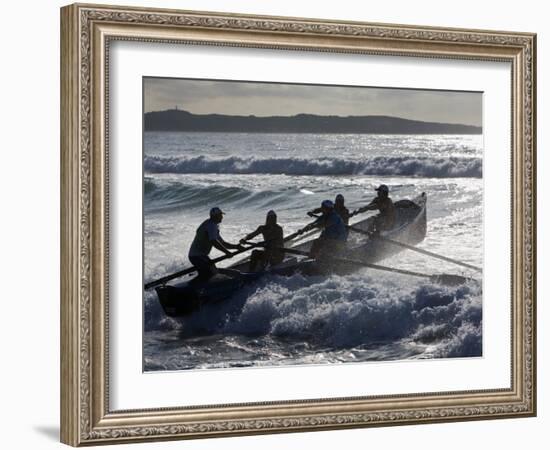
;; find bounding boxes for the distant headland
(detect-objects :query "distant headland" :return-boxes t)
[144,109,482,134]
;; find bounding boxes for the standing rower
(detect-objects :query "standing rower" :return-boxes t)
[303,200,347,259]
[354,184,396,232]
[240,210,285,272]
[188,207,243,282]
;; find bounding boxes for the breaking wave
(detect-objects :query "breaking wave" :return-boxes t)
[144,178,292,212]
[144,272,482,359]
[144,155,482,178]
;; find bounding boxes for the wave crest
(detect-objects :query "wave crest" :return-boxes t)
[144,273,482,358]
[144,155,482,178]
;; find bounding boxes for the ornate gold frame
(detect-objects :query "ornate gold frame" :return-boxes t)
[60,3,536,446]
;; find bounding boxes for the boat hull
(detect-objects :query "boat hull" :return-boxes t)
[156,272,261,317]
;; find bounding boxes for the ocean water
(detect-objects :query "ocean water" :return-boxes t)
[143,132,483,371]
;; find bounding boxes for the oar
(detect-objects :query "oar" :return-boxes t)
[144,242,262,290]
[308,209,371,221]
[348,225,482,273]
[240,219,321,250]
[286,227,321,245]
[228,220,323,269]
[146,219,322,290]
[282,218,320,243]
[276,247,475,286]
[349,208,374,219]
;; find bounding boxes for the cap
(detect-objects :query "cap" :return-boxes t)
[266,210,277,217]
[375,184,389,194]
[209,207,224,217]
[321,199,334,209]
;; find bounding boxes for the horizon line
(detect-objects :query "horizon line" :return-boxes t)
[144,108,482,129]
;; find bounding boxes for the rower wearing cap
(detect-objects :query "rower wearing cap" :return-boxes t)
[354,184,396,232]
[304,199,347,259]
[307,194,350,225]
[240,210,285,272]
[188,207,244,282]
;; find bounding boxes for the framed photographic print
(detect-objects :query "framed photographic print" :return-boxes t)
[60,3,536,446]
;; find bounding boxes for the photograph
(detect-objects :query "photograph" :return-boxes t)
[142,77,484,372]
[58,3,536,445]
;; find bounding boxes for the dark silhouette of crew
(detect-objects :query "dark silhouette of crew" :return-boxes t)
[240,210,285,272]
[308,194,350,225]
[354,184,396,233]
[188,207,243,282]
[303,200,347,259]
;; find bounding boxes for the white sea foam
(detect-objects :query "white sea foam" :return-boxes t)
[144,273,482,357]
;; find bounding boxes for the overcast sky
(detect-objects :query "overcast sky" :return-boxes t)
[144,77,482,127]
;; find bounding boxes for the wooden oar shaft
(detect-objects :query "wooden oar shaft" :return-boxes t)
[277,247,472,285]
[287,227,320,244]
[349,208,368,219]
[144,243,259,290]
[279,247,432,279]
[282,218,319,243]
[348,225,482,273]
[309,208,371,219]
[232,226,321,268]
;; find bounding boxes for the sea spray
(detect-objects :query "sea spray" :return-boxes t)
[144,272,482,356]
